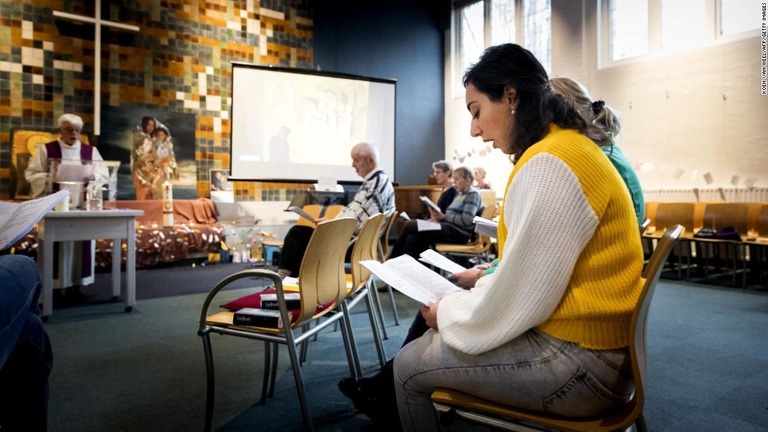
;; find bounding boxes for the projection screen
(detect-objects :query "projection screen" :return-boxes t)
[230,63,396,183]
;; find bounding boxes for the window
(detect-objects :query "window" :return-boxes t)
[720,0,760,36]
[661,0,708,52]
[609,0,649,61]
[455,0,550,76]
[603,0,760,65]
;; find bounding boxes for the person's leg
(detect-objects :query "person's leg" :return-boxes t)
[400,227,469,259]
[277,225,315,277]
[393,328,633,432]
[0,313,52,432]
[388,221,417,259]
[338,312,431,429]
[0,255,51,432]
[0,255,40,366]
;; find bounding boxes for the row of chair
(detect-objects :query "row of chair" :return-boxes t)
[643,202,768,286]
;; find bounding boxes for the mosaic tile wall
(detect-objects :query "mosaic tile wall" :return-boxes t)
[0,0,315,200]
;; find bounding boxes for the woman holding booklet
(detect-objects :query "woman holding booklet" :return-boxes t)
[388,166,482,260]
[340,44,645,431]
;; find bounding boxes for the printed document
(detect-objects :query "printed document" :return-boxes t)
[418,249,466,274]
[416,219,441,232]
[0,189,70,250]
[419,195,442,213]
[472,216,498,239]
[361,255,461,304]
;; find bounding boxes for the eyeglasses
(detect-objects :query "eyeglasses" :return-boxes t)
[61,126,81,134]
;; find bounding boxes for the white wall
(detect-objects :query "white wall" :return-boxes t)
[445,0,768,197]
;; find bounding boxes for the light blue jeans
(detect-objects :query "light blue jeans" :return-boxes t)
[393,328,634,432]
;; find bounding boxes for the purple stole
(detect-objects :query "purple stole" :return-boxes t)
[46,140,95,280]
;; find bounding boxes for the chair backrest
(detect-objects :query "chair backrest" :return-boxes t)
[296,217,357,322]
[296,204,324,227]
[630,224,683,423]
[654,203,695,233]
[702,202,749,234]
[324,204,346,220]
[378,209,399,261]
[348,213,387,293]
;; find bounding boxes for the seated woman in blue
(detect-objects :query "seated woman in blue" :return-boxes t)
[431,160,457,213]
[389,166,481,260]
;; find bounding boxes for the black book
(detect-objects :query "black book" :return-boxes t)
[260,292,301,310]
[232,308,284,328]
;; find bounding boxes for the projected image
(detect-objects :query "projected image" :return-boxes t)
[230,65,396,183]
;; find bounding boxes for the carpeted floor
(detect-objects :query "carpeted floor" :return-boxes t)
[44,263,768,431]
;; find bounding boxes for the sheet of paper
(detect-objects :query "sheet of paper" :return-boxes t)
[56,162,94,182]
[416,219,441,232]
[419,195,442,213]
[361,255,461,304]
[399,212,411,221]
[286,206,316,223]
[472,216,498,239]
[0,189,70,250]
[418,249,467,274]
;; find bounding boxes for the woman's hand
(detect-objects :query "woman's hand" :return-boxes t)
[420,301,440,330]
[429,208,444,221]
[450,266,486,289]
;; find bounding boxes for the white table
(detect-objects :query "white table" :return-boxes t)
[37,209,144,319]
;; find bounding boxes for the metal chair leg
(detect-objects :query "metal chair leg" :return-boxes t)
[202,333,215,432]
[285,334,314,431]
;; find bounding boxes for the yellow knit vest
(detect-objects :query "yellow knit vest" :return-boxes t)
[498,126,644,349]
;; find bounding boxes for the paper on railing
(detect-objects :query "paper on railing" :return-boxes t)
[472,216,498,239]
[418,249,466,274]
[416,219,441,232]
[0,189,70,251]
[286,206,316,223]
[361,255,461,305]
[419,195,442,213]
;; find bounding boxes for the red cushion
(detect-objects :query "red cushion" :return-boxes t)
[220,288,335,322]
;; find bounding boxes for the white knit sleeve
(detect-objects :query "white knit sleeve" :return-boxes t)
[437,154,599,355]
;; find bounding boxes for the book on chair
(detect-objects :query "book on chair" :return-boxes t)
[233,308,284,328]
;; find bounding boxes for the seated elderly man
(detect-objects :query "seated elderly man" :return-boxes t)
[277,142,395,278]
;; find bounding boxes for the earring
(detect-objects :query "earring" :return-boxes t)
[510,109,516,115]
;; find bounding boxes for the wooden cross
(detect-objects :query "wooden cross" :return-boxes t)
[53,0,140,136]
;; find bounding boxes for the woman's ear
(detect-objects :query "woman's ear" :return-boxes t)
[504,85,518,107]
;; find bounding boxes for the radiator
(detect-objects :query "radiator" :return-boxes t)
[643,188,768,202]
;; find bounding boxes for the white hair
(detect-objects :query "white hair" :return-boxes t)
[58,113,84,129]
[352,142,380,163]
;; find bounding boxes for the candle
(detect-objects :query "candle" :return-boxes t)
[163,181,174,227]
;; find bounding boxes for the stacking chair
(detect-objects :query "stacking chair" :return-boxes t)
[695,203,749,286]
[645,202,695,279]
[431,225,684,432]
[372,209,401,331]
[342,212,388,372]
[434,203,497,264]
[198,217,358,432]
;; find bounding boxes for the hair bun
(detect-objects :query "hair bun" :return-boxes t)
[591,100,605,114]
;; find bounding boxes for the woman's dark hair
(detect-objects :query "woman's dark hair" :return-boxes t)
[141,116,156,133]
[462,44,586,159]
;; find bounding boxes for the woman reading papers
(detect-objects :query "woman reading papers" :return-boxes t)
[388,166,481,260]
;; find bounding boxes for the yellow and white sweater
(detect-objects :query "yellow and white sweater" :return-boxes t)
[438,126,644,354]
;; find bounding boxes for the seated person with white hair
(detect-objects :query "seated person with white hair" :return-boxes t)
[276,142,395,279]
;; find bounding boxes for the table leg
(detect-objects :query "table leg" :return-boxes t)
[125,220,136,312]
[111,237,121,300]
[40,238,55,319]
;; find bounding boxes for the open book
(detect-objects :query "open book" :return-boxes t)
[0,189,70,250]
[361,255,462,304]
[473,216,498,239]
[419,196,442,214]
[286,206,316,223]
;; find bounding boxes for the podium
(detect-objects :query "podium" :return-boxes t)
[394,185,443,220]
